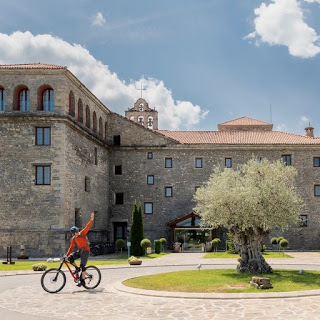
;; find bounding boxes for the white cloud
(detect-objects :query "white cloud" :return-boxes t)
[92,12,106,26]
[300,116,309,123]
[245,0,320,58]
[304,0,320,3]
[275,122,288,131]
[0,31,207,130]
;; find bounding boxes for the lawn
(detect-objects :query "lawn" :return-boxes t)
[203,251,293,259]
[123,269,320,293]
[0,252,170,271]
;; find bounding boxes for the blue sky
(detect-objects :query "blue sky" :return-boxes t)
[0,0,320,134]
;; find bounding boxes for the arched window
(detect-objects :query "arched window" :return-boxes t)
[138,116,144,125]
[14,86,30,111]
[104,121,108,140]
[85,105,90,128]
[0,87,5,111]
[93,111,97,132]
[69,91,75,116]
[39,85,54,111]
[147,116,153,129]
[99,117,103,137]
[78,99,83,123]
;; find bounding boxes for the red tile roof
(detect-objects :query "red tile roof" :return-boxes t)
[157,130,320,145]
[0,62,66,69]
[219,116,272,126]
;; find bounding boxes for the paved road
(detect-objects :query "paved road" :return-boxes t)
[1,252,320,320]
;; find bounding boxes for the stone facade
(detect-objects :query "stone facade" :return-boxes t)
[1,63,320,257]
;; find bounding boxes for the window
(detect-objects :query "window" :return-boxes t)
[36,127,51,145]
[69,91,75,116]
[144,202,153,214]
[42,89,54,111]
[85,176,90,192]
[225,158,232,168]
[115,165,122,175]
[147,117,153,129]
[94,147,98,165]
[85,105,90,128]
[147,175,154,185]
[36,166,51,185]
[115,192,124,205]
[314,185,320,196]
[282,155,291,166]
[138,116,144,125]
[78,99,83,123]
[99,117,103,137]
[104,121,108,140]
[93,111,97,132]
[165,158,172,168]
[114,135,121,146]
[299,215,308,227]
[314,157,320,167]
[195,158,203,168]
[147,152,153,159]
[0,87,5,111]
[19,88,30,111]
[165,186,172,197]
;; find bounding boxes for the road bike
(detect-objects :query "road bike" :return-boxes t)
[41,257,101,293]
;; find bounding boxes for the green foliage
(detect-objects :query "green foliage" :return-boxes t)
[194,158,303,232]
[261,244,267,252]
[130,201,144,256]
[154,239,161,254]
[115,239,126,249]
[277,237,284,244]
[280,239,289,248]
[270,237,278,245]
[211,238,220,247]
[160,238,167,252]
[226,232,237,254]
[140,238,151,249]
[32,264,47,271]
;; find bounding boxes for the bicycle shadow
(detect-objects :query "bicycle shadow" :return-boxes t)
[70,287,105,295]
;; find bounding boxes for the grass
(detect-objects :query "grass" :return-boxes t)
[123,269,320,293]
[203,251,293,259]
[0,252,170,271]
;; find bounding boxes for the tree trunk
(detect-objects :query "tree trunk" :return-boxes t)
[232,226,272,274]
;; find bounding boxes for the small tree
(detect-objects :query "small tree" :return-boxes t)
[130,201,144,256]
[140,238,151,255]
[277,237,284,253]
[211,238,220,253]
[279,238,289,256]
[270,237,278,251]
[115,239,126,255]
[160,238,167,252]
[194,158,303,274]
[154,239,161,254]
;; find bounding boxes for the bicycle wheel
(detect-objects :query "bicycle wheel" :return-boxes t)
[83,265,101,289]
[41,268,66,293]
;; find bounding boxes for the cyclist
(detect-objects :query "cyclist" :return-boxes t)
[65,212,94,287]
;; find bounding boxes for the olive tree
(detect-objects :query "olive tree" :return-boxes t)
[194,158,303,274]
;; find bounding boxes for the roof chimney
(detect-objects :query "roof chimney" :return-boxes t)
[305,123,314,138]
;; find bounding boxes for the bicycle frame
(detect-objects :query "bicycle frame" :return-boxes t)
[56,258,80,282]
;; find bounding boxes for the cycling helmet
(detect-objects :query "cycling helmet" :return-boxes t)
[70,226,79,232]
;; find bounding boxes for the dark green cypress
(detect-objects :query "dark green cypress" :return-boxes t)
[130,201,144,256]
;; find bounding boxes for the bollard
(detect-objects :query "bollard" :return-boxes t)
[2,246,15,265]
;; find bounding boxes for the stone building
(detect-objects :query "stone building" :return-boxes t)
[1,62,320,257]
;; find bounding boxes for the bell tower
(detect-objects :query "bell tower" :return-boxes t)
[125,98,158,130]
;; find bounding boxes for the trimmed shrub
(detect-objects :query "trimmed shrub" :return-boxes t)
[211,238,220,252]
[226,232,237,254]
[270,237,278,245]
[130,201,144,256]
[32,264,47,271]
[261,244,267,252]
[160,238,167,252]
[154,239,161,254]
[140,238,151,255]
[115,239,126,255]
[280,239,289,249]
[277,237,284,244]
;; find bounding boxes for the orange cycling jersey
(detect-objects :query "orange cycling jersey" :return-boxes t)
[66,218,93,256]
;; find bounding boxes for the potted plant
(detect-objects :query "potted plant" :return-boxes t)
[128,256,142,265]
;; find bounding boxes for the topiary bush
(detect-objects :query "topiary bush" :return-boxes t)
[140,238,151,255]
[32,264,47,271]
[279,238,289,256]
[270,237,278,246]
[154,239,161,254]
[211,238,220,253]
[130,201,144,256]
[115,239,126,255]
[261,244,267,252]
[160,238,167,252]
